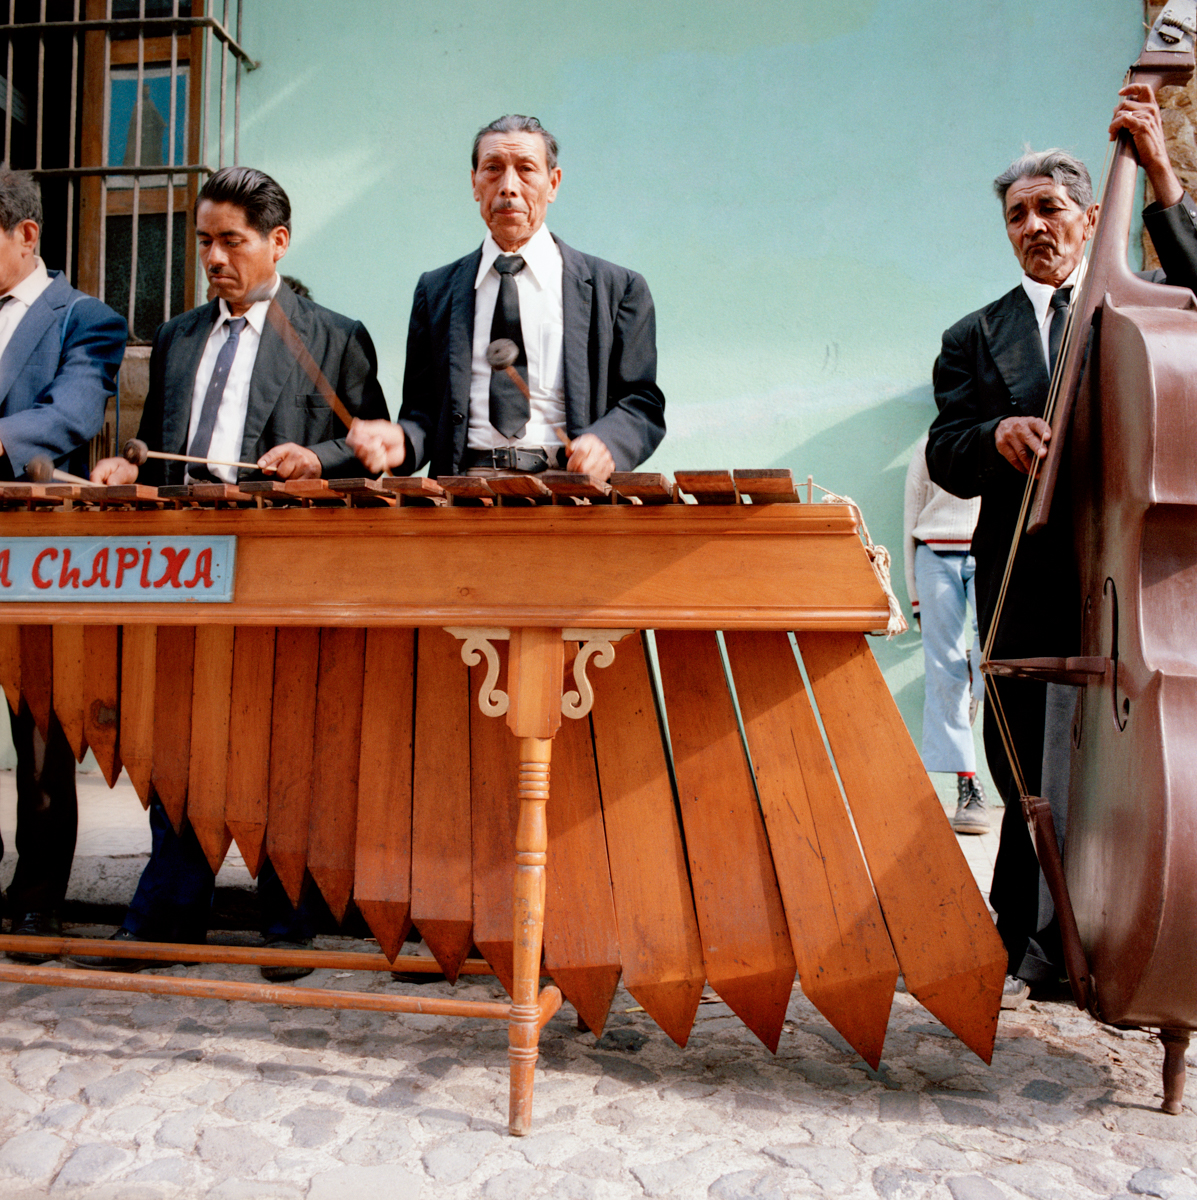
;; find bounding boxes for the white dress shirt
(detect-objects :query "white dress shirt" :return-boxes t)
[1021,265,1081,368]
[468,224,566,450]
[0,256,53,361]
[185,273,281,483]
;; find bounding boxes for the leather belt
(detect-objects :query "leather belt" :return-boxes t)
[461,446,565,473]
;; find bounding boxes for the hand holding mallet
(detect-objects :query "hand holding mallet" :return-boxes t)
[26,455,90,485]
[122,438,263,474]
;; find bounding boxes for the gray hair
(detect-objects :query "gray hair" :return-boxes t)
[0,165,42,232]
[471,115,559,172]
[993,148,1093,211]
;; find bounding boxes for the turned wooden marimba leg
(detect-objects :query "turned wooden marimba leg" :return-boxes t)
[509,735,551,1135]
[1160,1028,1191,1115]
[504,627,564,1137]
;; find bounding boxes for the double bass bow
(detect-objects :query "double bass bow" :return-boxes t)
[984,0,1197,1114]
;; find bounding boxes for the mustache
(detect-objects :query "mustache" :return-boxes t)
[490,199,527,214]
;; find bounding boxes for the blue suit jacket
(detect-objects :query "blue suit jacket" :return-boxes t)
[396,235,666,476]
[0,271,126,479]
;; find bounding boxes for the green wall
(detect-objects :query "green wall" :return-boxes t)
[231,1,1142,785]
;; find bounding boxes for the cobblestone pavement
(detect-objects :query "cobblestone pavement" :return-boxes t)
[0,776,1191,1199]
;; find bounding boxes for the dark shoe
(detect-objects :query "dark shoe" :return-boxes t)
[68,927,177,973]
[7,911,63,964]
[391,969,448,985]
[1001,975,1030,1009]
[260,939,314,983]
[951,775,990,835]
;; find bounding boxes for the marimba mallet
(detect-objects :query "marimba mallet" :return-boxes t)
[123,438,261,474]
[486,339,574,456]
[486,338,532,402]
[242,286,354,430]
[26,455,89,485]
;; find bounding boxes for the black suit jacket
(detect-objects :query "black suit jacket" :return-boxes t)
[925,196,1197,657]
[395,235,666,476]
[136,281,388,486]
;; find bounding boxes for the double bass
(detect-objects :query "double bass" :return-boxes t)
[986,0,1197,1113]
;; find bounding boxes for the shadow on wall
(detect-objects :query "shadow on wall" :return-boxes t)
[762,383,944,744]
[763,382,938,575]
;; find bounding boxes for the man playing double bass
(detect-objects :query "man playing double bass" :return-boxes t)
[925,85,1197,1008]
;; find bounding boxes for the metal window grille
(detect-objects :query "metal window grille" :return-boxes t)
[1,0,256,343]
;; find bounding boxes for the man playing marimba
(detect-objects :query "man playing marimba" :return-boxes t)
[81,166,389,977]
[92,165,388,487]
[348,114,666,482]
[0,167,126,961]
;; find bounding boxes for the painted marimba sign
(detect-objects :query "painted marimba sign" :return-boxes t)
[0,536,234,601]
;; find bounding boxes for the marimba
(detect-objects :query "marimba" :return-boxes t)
[0,468,1005,1134]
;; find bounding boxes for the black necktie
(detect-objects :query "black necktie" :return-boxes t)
[488,254,529,439]
[188,315,248,479]
[1047,286,1072,371]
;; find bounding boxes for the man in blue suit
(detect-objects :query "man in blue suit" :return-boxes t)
[0,166,126,955]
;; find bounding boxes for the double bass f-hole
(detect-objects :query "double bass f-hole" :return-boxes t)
[1074,596,1093,748]
[1103,577,1128,731]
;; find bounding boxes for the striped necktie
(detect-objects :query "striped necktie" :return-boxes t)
[187,316,248,479]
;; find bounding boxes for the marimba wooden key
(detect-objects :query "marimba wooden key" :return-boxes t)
[267,627,321,904]
[225,626,275,875]
[152,625,195,831]
[411,626,474,981]
[352,627,416,959]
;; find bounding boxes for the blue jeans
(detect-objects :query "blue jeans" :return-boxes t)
[915,544,983,773]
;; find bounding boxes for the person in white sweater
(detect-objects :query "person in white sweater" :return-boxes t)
[903,433,987,833]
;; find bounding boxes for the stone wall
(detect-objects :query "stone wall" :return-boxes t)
[1144,3,1197,266]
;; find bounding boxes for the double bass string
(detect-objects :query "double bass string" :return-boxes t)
[979,129,1118,799]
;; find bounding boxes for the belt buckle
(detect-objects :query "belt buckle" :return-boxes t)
[491,447,518,469]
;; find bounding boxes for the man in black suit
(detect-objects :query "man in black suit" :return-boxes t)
[93,168,387,488]
[0,166,126,958]
[926,86,1197,1005]
[349,114,665,482]
[85,166,387,980]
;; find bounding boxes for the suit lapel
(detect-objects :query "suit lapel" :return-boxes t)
[556,237,593,434]
[448,251,478,421]
[0,274,69,410]
[161,303,217,455]
[240,283,301,461]
[982,285,1050,415]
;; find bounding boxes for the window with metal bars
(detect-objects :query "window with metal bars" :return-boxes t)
[1,0,257,335]
[0,0,255,454]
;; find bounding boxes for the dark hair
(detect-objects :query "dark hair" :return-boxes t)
[0,165,42,232]
[471,115,558,172]
[280,274,310,299]
[993,149,1093,211]
[195,166,291,236]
